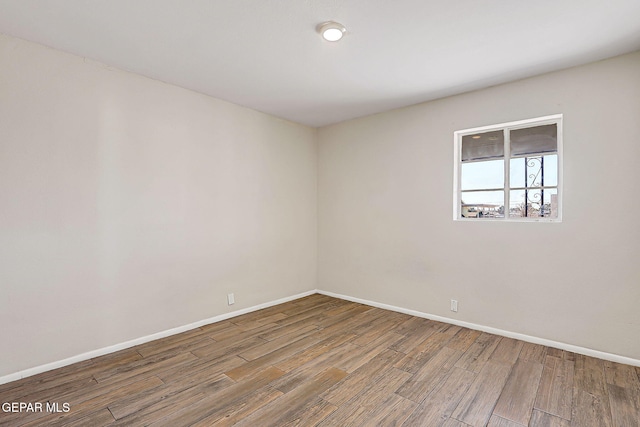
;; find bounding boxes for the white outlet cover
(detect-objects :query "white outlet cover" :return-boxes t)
[227,293,235,305]
[451,300,458,312]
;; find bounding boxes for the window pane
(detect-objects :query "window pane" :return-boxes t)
[510,124,557,156]
[510,188,558,218]
[461,160,504,190]
[461,130,504,161]
[510,155,557,188]
[510,157,526,188]
[461,191,504,218]
[541,155,558,186]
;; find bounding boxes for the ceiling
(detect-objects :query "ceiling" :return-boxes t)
[0,1,639,128]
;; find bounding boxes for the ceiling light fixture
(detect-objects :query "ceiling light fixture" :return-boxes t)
[318,21,346,42]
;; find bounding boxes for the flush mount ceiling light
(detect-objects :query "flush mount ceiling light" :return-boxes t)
[318,21,346,42]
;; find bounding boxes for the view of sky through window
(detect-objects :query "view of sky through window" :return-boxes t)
[461,155,558,209]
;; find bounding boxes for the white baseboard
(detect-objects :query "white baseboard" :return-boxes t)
[3,287,638,386]
[0,290,316,386]
[317,289,640,368]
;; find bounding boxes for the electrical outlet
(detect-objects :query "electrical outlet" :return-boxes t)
[227,293,235,305]
[450,299,458,312]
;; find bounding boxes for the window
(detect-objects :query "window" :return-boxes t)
[453,115,562,221]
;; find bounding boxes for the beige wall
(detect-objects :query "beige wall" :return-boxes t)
[318,51,640,360]
[0,34,317,377]
[2,31,639,379]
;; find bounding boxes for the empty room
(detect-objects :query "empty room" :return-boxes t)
[1,1,639,426]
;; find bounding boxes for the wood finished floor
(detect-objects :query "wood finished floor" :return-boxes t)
[1,294,639,426]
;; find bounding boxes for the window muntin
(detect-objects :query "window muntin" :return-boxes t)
[454,115,562,221]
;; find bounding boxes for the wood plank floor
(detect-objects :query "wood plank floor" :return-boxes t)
[1,294,639,426]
